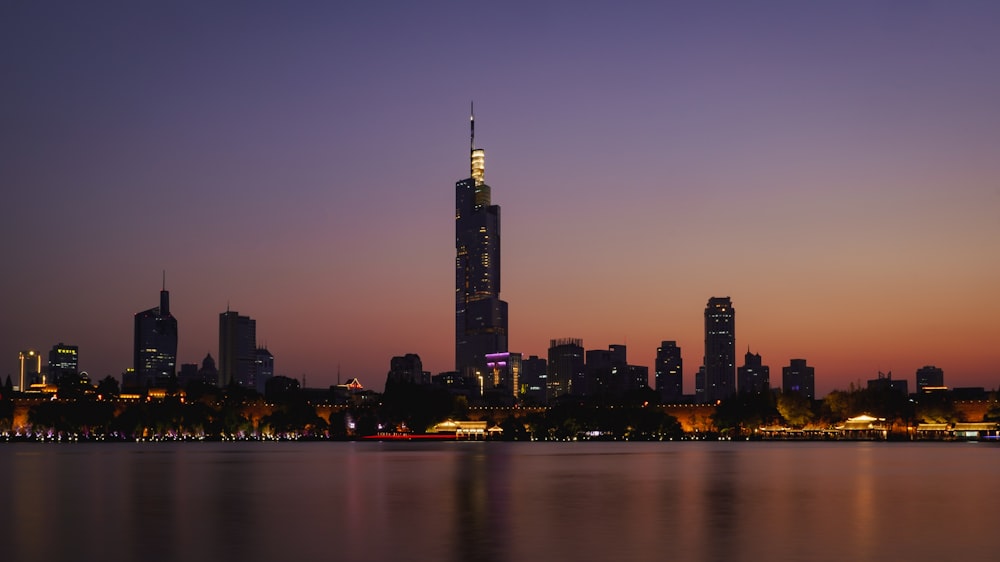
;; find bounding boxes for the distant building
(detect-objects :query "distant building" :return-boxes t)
[915,365,944,393]
[18,349,42,392]
[783,358,815,399]
[486,351,521,400]
[133,283,177,388]
[255,347,274,394]
[704,297,736,402]
[737,349,770,396]
[694,365,706,402]
[198,353,219,386]
[48,343,79,383]
[655,341,683,403]
[547,338,584,401]
[519,355,547,404]
[585,345,628,398]
[867,371,907,396]
[387,353,430,385]
[219,310,256,388]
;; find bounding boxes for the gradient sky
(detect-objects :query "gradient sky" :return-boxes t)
[3,1,999,395]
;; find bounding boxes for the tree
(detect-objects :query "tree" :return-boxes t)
[96,376,120,398]
[777,391,815,428]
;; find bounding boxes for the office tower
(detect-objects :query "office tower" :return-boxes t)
[254,347,274,394]
[737,349,770,396]
[655,341,683,403]
[916,365,944,392]
[867,370,907,396]
[18,349,42,391]
[386,353,429,385]
[694,366,706,402]
[547,338,584,401]
[48,343,79,383]
[219,310,256,388]
[520,355,547,404]
[455,106,508,378]
[704,297,736,403]
[782,358,815,400]
[133,281,178,388]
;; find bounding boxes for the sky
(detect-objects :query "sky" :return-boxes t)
[2,1,999,395]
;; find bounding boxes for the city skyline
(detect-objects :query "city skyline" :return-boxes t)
[2,2,999,394]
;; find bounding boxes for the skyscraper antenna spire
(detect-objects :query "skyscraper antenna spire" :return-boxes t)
[162,270,166,291]
[470,100,475,159]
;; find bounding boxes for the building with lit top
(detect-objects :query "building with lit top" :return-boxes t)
[703,297,736,403]
[455,106,508,379]
[48,343,79,383]
[18,349,42,392]
[485,351,520,400]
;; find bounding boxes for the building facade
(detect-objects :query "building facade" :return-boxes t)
[737,349,770,396]
[547,338,584,401]
[455,108,508,379]
[219,310,256,388]
[782,358,815,400]
[655,341,683,403]
[48,343,79,383]
[703,297,736,403]
[916,365,944,392]
[133,285,178,388]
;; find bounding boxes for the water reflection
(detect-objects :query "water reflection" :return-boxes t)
[2,442,999,562]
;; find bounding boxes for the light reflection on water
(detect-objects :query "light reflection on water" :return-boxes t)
[1,441,996,562]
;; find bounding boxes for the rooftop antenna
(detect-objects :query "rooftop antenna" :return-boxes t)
[162,270,166,291]
[337,363,341,386]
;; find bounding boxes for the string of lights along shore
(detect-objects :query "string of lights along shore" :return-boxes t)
[7,108,964,405]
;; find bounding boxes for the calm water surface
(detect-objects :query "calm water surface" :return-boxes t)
[0,441,996,562]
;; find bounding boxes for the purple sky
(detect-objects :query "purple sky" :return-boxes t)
[3,1,999,394]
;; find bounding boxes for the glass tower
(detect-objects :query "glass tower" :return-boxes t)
[455,107,508,378]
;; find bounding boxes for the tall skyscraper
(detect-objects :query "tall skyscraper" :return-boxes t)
[254,347,274,394]
[133,280,178,388]
[219,310,256,388]
[737,349,770,396]
[782,358,815,400]
[455,106,508,377]
[703,296,735,403]
[655,341,683,403]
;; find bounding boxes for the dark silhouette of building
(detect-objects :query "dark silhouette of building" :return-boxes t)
[655,341,683,403]
[455,106,508,379]
[547,338,583,401]
[133,281,177,388]
[255,347,274,394]
[48,343,78,383]
[520,355,547,404]
[916,365,944,392]
[219,310,256,388]
[584,345,628,398]
[737,349,770,396]
[782,358,815,399]
[694,365,705,402]
[198,353,218,385]
[703,297,735,403]
[867,370,907,396]
[387,353,430,385]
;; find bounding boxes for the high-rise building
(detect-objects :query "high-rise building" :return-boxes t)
[782,358,815,400]
[255,347,274,394]
[703,297,735,403]
[18,349,42,391]
[133,281,178,388]
[48,343,79,383]
[737,349,770,396]
[219,310,256,388]
[547,338,584,401]
[655,341,683,403]
[455,106,508,379]
[916,365,944,392]
[486,351,521,400]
